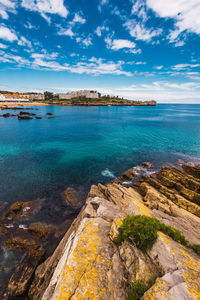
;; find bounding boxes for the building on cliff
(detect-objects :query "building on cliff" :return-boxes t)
[22,93,45,101]
[57,90,101,100]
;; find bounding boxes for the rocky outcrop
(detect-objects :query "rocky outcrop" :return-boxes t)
[3,249,45,299]
[28,162,200,300]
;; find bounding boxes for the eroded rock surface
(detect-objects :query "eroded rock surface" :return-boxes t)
[23,163,200,299]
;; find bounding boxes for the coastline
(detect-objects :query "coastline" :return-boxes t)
[2,161,200,299]
[0,101,49,108]
[0,100,157,108]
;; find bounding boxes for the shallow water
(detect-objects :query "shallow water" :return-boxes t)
[0,103,200,291]
[0,104,200,205]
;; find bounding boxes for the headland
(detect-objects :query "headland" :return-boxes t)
[1,160,200,299]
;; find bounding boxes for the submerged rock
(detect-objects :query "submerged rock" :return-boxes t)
[3,236,41,251]
[142,162,152,168]
[18,115,33,120]
[1,200,41,222]
[28,223,54,240]
[4,249,45,299]
[19,111,36,116]
[61,187,83,209]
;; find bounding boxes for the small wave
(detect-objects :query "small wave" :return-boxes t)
[133,166,155,177]
[101,168,116,179]
[19,224,28,230]
[5,224,14,228]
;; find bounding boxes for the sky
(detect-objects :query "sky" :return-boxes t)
[0,0,200,103]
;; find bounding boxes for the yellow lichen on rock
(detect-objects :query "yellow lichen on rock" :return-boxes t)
[53,218,111,299]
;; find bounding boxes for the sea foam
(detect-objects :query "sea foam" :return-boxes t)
[101,168,116,179]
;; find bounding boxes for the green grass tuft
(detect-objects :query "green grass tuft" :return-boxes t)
[127,280,148,300]
[127,278,156,300]
[116,215,200,255]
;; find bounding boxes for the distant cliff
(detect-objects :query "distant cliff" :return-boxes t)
[42,98,157,107]
[21,162,200,300]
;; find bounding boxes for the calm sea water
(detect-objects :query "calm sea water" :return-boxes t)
[0,104,200,208]
[0,103,200,290]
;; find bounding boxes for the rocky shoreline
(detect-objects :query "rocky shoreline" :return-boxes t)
[0,107,54,120]
[1,161,200,299]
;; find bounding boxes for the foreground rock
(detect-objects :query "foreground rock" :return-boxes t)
[3,249,45,299]
[28,162,200,300]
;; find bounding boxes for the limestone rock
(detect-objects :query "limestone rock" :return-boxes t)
[143,232,200,299]
[4,249,45,299]
[28,163,200,300]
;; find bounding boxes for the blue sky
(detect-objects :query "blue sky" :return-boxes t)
[0,0,200,102]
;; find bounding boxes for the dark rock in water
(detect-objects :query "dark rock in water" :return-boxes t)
[61,187,83,209]
[4,249,45,299]
[27,223,55,240]
[19,111,36,116]
[118,168,136,182]
[0,223,9,237]
[1,200,42,222]
[47,117,54,119]
[46,112,53,115]
[3,113,10,117]
[2,236,41,251]
[142,161,152,168]
[35,116,42,119]
[18,115,33,120]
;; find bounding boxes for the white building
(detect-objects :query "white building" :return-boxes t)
[0,94,29,102]
[23,93,45,101]
[57,90,100,100]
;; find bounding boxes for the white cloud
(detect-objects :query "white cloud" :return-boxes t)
[174,40,185,47]
[147,0,200,36]
[21,0,68,22]
[70,13,86,25]
[0,50,30,65]
[0,42,7,48]
[131,0,148,22]
[109,81,200,103]
[67,58,132,76]
[135,61,146,65]
[172,64,200,71]
[154,65,163,70]
[59,28,74,38]
[18,36,32,48]
[98,0,109,12]
[105,37,141,53]
[95,25,109,37]
[25,21,39,30]
[0,26,17,41]
[124,21,162,42]
[58,12,86,40]
[0,0,16,19]
[109,39,136,50]
[82,36,92,47]
[29,55,132,76]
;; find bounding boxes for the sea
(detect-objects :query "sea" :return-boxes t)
[0,103,200,292]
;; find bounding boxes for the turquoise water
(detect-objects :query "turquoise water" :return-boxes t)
[0,103,200,290]
[0,104,200,209]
